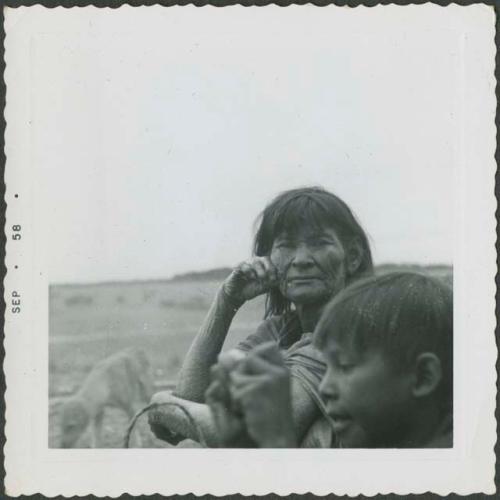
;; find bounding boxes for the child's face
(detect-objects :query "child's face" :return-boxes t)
[319,337,415,448]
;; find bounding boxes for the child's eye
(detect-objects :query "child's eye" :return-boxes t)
[337,362,354,373]
[330,359,354,373]
[340,364,354,372]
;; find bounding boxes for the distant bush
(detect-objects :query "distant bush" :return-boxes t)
[64,294,93,307]
[170,267,232,283]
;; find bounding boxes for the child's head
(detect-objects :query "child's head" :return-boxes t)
[253,186,374,316]
[314,272,452,448]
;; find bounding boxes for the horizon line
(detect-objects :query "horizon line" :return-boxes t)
[48,261,453,288]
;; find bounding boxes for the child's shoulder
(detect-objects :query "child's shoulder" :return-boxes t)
[424,413,453,448]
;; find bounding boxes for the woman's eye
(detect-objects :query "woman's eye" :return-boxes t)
[315,238,333,246]
[304,238,326,248]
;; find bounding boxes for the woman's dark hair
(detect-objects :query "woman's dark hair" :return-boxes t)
[315,272,453,413]
[253,186,373,317]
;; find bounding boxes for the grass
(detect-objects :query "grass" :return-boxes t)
[49,279,264,447]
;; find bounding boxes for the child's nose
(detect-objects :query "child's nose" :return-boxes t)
[319,371,339,400]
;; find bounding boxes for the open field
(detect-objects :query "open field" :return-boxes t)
[49,279,264,447]
[49,265,452,448]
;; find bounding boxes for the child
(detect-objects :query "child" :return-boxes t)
[218,272,452,448]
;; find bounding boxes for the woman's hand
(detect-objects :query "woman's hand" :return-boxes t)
[205,351,255,447]
[147,391,184,444]
[229,342,297,448]
[221,257,280,306]
[205,378,247,447]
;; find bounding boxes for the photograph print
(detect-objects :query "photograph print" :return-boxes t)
[4,3,496,497]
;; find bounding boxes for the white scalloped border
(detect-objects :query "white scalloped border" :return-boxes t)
[3,4,497,496]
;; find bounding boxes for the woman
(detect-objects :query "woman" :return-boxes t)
[148,186,373,447]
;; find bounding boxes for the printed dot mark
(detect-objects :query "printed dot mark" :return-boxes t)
[14,194,18,198]
[14,265,18,269]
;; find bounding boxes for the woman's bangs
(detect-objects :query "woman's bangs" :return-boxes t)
[273,195,339,237]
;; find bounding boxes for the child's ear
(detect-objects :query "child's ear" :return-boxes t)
[345,238,363,276]
[412,353,442,398]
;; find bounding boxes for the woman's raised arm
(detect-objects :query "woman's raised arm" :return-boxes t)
[173,257,279,402]
[173,287,242,402]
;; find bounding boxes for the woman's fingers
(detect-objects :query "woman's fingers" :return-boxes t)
[260,256,279,278]
[150,390,175,405]
[223,256,280,304]
[229,379,261,404]
[205,379,226,404]
[207,378,248,447]
[217,349,246,372]
[239,257,278,285]
[228,373,269,405]
[229,370,264,388]
[257,257,280,284]
[238,262,258,281]
[266,256,281,282]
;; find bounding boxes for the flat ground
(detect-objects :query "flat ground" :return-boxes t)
[49,279,263,448]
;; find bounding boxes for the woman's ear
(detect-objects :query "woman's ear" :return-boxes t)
[412,353,442,398]
[345,238,363,276]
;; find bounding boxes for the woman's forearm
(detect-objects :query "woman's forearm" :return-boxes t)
[174,287,242,402]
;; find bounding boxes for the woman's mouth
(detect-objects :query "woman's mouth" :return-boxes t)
[287,276,320,283]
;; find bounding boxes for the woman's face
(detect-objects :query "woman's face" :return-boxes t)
[270,225,348,306]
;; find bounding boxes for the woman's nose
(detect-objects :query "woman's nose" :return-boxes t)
[291,243,314,267]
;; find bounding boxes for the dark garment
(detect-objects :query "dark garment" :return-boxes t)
[236,313,303,352]
[301,413,453,448]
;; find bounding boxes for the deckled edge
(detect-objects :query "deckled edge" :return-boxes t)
[1,3,7,499]
[0,0,496,9]
[494,0,499,495]
[1,3,498,499]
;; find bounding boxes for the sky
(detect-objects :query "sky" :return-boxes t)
[8,5,485,283]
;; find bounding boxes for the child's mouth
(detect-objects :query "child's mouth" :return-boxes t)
[329,413,353,433]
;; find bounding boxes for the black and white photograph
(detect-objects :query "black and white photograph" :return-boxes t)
[4,3,496,496]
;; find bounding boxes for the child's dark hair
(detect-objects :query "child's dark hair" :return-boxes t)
[315,272,453,411]
[253,186,373,317]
